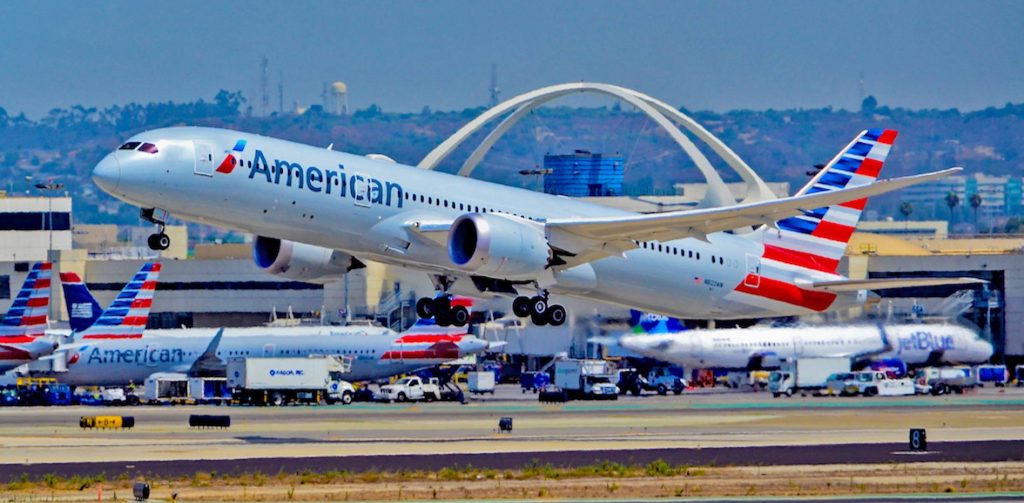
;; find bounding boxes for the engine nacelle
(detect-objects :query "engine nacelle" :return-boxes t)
[252,236,363,284]
[448,213,550,280]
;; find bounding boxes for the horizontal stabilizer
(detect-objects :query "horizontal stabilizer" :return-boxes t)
[810,277,987,292]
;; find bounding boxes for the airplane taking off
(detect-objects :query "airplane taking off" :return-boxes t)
[0,263,57,372]
[29,270,497,386]
[92,127,978,325]
[606,311,993,369]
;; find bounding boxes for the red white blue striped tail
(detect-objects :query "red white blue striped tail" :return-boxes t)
[0,262,52,340]
[763,129,898,274]
[77,262,160,340]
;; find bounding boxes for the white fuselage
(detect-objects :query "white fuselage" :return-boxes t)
[93,127,865,319]
[618,324,993,369]
[48,326,487,386]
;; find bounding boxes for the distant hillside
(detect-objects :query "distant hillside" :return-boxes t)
[1,91,1021,226]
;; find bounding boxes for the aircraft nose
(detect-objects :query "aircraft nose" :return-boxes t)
[92,151,121,193]
[980,340,994,360]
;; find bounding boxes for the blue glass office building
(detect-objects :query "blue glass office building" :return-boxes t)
[542,151,624,197]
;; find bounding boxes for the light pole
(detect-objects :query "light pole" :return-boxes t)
[34,179,65,253]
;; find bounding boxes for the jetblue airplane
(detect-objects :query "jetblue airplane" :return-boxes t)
[92,127,977,326]
[32,269,496,386]
[606,311,993,369]
[0,263,58,371]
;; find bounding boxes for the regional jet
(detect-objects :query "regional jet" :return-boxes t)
[605,311,994,369]
[92,127,979,326]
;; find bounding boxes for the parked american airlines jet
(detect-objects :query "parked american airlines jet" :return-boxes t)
[0,263,57,371]
[92,127,976,326]
[31,270,496,386]
[607,312,993,369]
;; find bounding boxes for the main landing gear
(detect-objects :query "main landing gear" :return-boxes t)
[415,276,470,328]
[511,291,566,327]
[141,208,171,251]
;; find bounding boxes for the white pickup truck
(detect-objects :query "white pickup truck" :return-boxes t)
[845,371,915,397]
[376,376,443,402]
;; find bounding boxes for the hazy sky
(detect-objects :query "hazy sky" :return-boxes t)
[2,1,1022,117]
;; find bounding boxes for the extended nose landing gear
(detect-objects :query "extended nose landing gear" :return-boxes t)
[141,208,171,251]
[512,291,566,327]
[415,276,470,328]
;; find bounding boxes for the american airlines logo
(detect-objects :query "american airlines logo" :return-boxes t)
[240,145,405,208]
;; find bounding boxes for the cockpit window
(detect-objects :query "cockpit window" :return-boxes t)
[119,142,141,150]
[138,142,159,154]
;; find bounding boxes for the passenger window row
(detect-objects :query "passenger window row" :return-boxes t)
[402,191,539,222]
[630,240,735,266]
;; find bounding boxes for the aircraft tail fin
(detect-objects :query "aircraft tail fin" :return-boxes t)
[764,129,897,274]
[0,262,52,339]
[627,310,686,335]
[75,263,160,341]
[59,271,104,333]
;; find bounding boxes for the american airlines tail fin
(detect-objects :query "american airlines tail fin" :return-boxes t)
[628,310,686,335]
[59,271,103,333]
[0,262,52,339]
[75,263,160,341]
[764,129,898,274]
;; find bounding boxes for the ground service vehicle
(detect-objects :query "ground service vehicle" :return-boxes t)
[376,376,443,402]
[144,374,231,405]
[974,365,1007,387]
[916,366,976,395]
[823,372,856,396]
[769,357,850,397]
[618,367,686,396]
[228,356,354,406]
[74,388,128,406]
[545,359,619,401]
[844,371,915,396]
[467,371,496,394]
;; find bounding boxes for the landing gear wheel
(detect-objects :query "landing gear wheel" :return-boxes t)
[531,311,548,326]
[546,305,567,326]
[147,233,170,251]
[512,296,532,318]
[416,298,434,319]
[451,305,470,327]
[529,296,548,316]
[433,296,451,316]
[436,312,452,327]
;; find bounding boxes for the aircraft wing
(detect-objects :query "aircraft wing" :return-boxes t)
[810,277,987,292]
[545,168,961,265]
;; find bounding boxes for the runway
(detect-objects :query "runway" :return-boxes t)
[2,387,1023,480]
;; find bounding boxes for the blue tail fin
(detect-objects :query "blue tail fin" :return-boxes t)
[627,310,686,334]
[59,271,103,333]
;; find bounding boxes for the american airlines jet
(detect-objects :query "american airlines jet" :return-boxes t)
[91,127,976,326]
[35,270,496,386]
[607,311,993,369]
[0,263,58,371]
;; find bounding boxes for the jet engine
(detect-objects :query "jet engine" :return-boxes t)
[448,213,550,280]
[252,236,363,284]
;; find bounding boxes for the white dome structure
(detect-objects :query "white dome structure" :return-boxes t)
[417,82,776,208]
